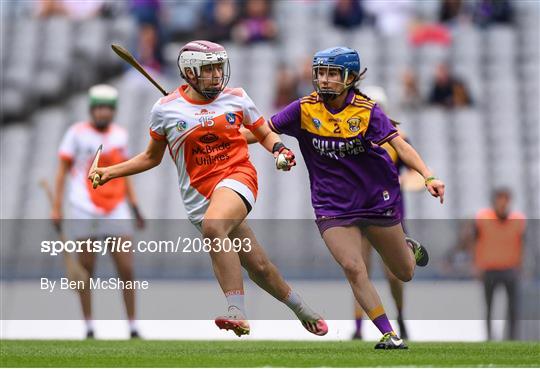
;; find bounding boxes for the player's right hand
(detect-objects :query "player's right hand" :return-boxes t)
[272,142,296,171]
[274,148,296,171]
[426,178,445,204]
[88,167,112,187]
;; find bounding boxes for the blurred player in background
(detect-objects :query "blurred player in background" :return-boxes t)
[268,47,445,349]
[473,188,526,340]
[350,85,424,341]
[51,84,145,339]
[89,40,327,337]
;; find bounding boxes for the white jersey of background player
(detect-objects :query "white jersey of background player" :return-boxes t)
[52,84,144,339]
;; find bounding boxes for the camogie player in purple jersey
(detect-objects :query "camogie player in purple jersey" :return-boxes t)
[267,47,445,349]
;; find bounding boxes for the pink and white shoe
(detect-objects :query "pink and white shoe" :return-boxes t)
[215,311,250,337]
[301,317,328,336]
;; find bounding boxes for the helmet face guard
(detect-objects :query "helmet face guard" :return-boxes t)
[311,46,362,102]
[312,64,356,102]
[193,60,231,99]
[177,41,230,100]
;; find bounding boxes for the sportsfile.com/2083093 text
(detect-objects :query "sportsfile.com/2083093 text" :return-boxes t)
[40,236,253,256]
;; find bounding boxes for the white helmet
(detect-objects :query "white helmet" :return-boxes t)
[89,84,118,109]
[177,40,230,99]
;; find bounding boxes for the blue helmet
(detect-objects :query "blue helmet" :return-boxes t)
[313,47,361,75]
[312,47,361,100]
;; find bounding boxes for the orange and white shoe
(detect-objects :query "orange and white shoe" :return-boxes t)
[215,311,250,337]
[301,317,328,336]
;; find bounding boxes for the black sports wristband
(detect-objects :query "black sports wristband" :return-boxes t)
[272,142,286,154]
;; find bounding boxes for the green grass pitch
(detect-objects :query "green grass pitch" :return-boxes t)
[1,340,539,367]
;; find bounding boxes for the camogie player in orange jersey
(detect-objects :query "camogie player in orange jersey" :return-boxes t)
[89,40,327,337]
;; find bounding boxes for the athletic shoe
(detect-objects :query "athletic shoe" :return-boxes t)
[130,330,141,339]
[374,332,408,349]
[215,311,250,337]
[406,236,429,267]
[300,317,328,336]
[86,330,94,339]
[397,315,408,340]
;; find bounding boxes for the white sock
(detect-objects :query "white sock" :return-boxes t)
[129,320,138,333]
[85,319,94,332]
[282,290,318,320]
[225,290,246,315]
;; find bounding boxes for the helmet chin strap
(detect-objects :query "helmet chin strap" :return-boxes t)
[318,91,340,102]
[318,81,351,102]
[185,75,222,100]
[315,67,357,102]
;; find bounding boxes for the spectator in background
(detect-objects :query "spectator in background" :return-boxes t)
[363,0,414,36]
[130,0,160,26]
[428,63,471,108]
[439,0,465,24]
[452,80,471,107]
[233,0,277,44]
[199,0,239,43]
[136,23,163,73]
[473,188,526,340]
[274,63,299,110]
[164,0,204,41]
[37,0,106,19]
[37,0,68,17]
[130,1,165,73]
[332,0,365,30]
[472,0,513,27]
[401,68,422,109]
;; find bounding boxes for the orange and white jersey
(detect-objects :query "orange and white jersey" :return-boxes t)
[58,121,129,216]
[149,85,264,223]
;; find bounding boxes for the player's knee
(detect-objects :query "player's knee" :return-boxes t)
[201,221,228,240]
[395,266,414,282]
[341,260,367,281]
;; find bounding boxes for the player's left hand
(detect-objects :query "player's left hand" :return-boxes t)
[426,178,445,204]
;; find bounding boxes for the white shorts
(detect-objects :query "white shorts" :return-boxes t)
[191,178,256,232]
[66,201,134,240]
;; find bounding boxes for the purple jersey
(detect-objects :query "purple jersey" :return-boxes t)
[269,90,402,220]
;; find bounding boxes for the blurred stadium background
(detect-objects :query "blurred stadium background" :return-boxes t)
[1,0,539,341]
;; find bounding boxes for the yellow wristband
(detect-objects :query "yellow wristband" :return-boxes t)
[425,176,436,186]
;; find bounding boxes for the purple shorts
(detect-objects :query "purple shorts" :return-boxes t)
[315,215,402,236]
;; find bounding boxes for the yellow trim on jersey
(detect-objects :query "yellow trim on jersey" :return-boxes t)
[300,93,373,139]
[381,142,399,163]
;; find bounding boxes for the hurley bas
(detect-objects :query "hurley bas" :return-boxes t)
[40,277,149,292]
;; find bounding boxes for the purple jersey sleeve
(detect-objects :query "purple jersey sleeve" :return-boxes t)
[269,99,301,137]
[364,104,399,145]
